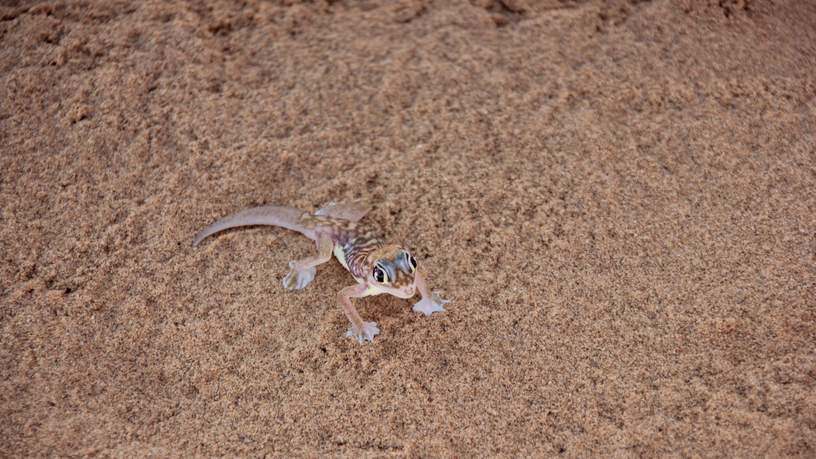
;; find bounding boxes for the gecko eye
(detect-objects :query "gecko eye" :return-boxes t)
[405,252,417,272]
[373,265,388,283]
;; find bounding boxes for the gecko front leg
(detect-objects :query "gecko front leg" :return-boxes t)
[412,270,450,316]
[338,283,380,343]
[282,237,333,290]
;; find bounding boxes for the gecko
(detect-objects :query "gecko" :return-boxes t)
[192,201,449,343]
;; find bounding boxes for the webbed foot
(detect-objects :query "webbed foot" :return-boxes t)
[412,291,450,316]
[282,262,317,290]
[345,321,380,344]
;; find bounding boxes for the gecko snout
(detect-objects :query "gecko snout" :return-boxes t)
[401,285,416,298]
[388,283,415,299]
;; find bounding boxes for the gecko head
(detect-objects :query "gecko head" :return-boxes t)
[367,244,418,299]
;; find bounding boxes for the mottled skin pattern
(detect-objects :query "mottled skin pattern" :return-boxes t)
[299,214,380,281]
[192,202,449,343]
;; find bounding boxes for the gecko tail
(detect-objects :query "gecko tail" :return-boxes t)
[192,205,310,247]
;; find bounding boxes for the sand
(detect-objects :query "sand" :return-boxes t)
[2,0,815,456]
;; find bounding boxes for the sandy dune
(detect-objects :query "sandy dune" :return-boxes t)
[2,0,815,456]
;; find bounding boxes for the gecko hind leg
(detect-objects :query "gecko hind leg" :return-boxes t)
[282,237,333,290]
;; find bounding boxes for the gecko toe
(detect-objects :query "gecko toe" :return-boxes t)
[282,265,317,290]
[282,271,296,290]
[345,321,380,343]
[412,293,449,316]
[296,266,317,289]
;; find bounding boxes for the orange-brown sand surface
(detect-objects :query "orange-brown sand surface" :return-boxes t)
[2,0,815,456]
